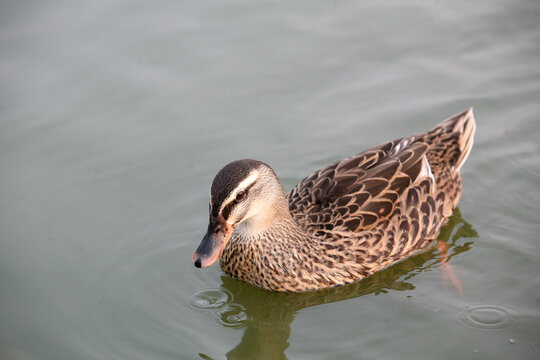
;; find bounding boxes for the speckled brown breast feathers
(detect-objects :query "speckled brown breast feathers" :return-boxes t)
[194,109,476,292]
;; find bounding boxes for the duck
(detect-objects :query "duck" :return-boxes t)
[192,108,476,292]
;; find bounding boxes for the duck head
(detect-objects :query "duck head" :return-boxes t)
[192,159,289,268]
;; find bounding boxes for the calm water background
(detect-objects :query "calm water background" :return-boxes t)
[1,1,540,359]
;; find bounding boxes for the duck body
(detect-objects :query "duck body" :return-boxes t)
[193,109,476,292]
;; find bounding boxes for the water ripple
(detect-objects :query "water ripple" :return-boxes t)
[188,289,232,310]
[189,289,251,329]
[456,303,517,331]
[211,304,249,328]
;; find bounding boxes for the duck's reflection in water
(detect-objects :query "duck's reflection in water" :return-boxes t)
[194,208,476,360]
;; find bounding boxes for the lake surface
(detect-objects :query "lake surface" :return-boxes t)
[1,1,540,359]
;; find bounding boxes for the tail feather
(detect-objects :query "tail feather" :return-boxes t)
[433,108,476,171]
[455,109,476,170]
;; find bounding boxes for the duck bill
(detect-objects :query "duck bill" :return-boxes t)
[192,218,233,268]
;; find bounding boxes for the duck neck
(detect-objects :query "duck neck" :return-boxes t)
[219,195,322,291]
[235,196,301,239]
[220,203,317,291]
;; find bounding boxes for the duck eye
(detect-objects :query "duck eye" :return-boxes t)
[235,191,246,201]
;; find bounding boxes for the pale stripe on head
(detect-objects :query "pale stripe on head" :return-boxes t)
[218,171,259,215]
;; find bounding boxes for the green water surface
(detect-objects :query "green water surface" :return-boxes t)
[1,1,540,359]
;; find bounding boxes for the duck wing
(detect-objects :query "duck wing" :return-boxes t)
[287,136,431,235]
[287,109,476,246]
[287,109,475,242]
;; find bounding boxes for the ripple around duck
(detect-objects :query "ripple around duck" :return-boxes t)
[188,289,233,310]
[456,303,517,331]
[189,289,250,328]
[211,303,250,328]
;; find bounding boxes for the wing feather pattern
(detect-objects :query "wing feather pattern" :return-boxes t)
[287,137,434,238]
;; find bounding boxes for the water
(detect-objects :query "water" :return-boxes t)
[1,1,540,359]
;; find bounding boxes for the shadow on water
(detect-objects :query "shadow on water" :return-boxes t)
[192,208,477,360]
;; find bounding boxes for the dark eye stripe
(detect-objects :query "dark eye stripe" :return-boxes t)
[210,160,264,218]
[221,182,256,221]
[221,202,235,221]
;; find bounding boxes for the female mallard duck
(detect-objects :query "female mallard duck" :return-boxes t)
[193,109,475,292]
